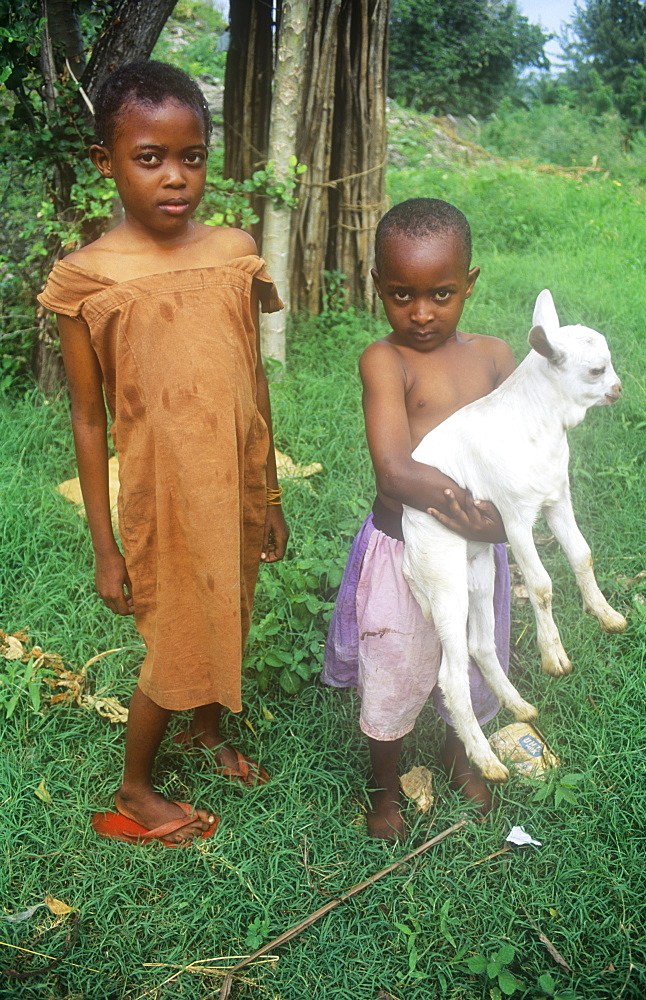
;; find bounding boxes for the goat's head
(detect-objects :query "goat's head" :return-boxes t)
[528,289,622,409]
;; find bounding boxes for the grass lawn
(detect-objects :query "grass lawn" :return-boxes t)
[1,155,645,999]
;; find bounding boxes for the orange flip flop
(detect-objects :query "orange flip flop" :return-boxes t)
[91,801,219,847]
[173,730,270,786]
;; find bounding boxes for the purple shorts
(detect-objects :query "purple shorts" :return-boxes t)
[323,514,511,740]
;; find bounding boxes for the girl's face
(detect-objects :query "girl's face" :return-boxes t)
[91,98,208,238]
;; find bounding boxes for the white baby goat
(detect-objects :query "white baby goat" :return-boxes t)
[401,289,626,782]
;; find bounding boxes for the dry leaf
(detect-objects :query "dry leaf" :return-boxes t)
[35,779,52,805]
[400,766,434,812]
[274,449,322,479]
[78,693,129,723]
[244,717,257,736]
[261,706,275,721]
[44,894,74,915]
[1,634,25,660]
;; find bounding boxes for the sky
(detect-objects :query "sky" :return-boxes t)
[516,0,578,66]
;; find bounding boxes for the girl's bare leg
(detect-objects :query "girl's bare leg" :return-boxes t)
[367,736,405,840]
[184,702,266,781]
[115,685,216,842]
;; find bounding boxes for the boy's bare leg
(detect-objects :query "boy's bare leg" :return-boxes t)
[367,736,405,840]
[115,685,216,842]
[441,724,493,814]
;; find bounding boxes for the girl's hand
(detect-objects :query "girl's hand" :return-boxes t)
[95,550,135,615]
[261,506,289,563]
[428,489,507,544]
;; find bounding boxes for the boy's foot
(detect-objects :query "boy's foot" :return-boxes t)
[441,727,493,815]
[367,781,406,841]
[114,787,217,844]
[173,730,269,786]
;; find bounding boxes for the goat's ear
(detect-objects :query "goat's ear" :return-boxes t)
[529,324,564,365]
[532,289,560,334]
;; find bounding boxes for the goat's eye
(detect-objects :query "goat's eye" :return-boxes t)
[590,366,606,377]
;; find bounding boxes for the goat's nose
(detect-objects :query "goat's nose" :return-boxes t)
[606,381,622,402]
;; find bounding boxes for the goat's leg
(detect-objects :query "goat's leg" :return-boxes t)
[544,497,627,633]
[505,519,572,676]
[466,545,537,721]
[402,518,508,782]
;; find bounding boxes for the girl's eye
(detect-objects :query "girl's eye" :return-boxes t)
[185,152,206,165]
[138,152,160,165]
[590,366,606,376]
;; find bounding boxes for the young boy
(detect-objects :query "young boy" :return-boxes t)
[323,198,516,840]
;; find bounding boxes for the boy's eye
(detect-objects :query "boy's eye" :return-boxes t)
[393,290,412,302]
[433,289,452,302]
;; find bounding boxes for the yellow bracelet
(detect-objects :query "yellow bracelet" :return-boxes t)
[266,486,283,506]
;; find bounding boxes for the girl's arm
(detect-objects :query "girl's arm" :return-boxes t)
[251,285,289,562]
[57,313,134,615]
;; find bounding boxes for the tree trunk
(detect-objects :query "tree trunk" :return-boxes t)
[223,0,389,336]
[260,0,310,362]
[326,0,388,314]
[82,0,178,103]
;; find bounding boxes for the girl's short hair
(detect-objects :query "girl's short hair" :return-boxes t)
[94,60,212,147]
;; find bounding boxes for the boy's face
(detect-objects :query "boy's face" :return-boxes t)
[371,232,479,352]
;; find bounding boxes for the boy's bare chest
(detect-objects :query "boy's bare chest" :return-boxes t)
[402,350,496,447]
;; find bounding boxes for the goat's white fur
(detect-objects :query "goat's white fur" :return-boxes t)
[401,289,626,782]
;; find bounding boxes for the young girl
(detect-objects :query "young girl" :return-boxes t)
[38,61,289,846]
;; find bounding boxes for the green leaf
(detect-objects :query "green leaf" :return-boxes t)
[498,969,522,995]
[488,960,503,978]
[278,667,300,694]
[467,955,488,973]
[539,972,556,994]
[394,922,413,936]
[497,944,516,966]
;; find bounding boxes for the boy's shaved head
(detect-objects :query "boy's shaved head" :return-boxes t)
[375,198,472,273]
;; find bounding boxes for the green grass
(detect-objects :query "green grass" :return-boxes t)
[2,150,646,998]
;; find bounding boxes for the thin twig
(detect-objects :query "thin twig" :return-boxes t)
[521,906,572,972]
[218,819,468,999]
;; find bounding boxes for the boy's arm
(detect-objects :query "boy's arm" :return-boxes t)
[57,313,134,615]
[360,341,507,543]
[251,283,289,563]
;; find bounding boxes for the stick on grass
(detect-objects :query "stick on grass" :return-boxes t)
[218,819,468,1000]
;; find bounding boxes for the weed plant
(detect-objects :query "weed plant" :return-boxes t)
[1,147,646,998]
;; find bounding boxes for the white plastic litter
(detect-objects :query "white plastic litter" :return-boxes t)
[506,825,542,847]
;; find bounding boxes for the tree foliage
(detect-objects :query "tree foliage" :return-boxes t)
[566,0,646,130]
[388,0,549,116]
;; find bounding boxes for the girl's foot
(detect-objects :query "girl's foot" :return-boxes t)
[174,729,269,786]
[367,779,406,841]
[441,727,493,815]
[115,786,216,844]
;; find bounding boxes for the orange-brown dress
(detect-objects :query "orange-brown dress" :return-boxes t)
[38,255,281,713]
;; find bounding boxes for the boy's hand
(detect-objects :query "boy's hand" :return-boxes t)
[95,550,134,615]
[261,506,289,563]
[428,488,507,544]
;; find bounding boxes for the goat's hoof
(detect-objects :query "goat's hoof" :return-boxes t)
[479,758,509,784]
[541,654,572,677]
[599,610,627,633]
[513,700,538,722]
